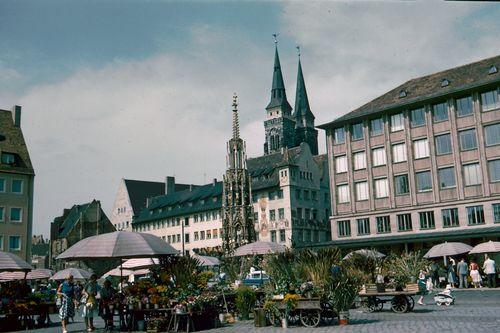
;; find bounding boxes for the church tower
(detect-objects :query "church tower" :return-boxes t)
[264,39,296,155]
[222,94,256,254]
[293,51,318,155]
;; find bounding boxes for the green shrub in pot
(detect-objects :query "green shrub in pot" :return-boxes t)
[235,285,256,320]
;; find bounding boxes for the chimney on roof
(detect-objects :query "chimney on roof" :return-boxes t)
[165,176,175,195]
[13,105,21,127]
[213,178,217,186]
[189,184,193,191]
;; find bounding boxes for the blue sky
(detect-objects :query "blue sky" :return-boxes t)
[0,1,498,237]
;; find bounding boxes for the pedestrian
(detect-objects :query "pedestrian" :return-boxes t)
[469,260,482,288]
[457,258,469,289]
[82,274,99,331]
[100,279,116,331]
[417,269,428,305]
[447,261,457,287]
[57,275,77,333]
[430,261,440,288]
[483,255,497,288]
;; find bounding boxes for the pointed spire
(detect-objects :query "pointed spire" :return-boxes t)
[294,49,314,124]
[232,93,240,139]
[266,35,292,111]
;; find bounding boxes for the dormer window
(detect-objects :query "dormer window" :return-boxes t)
[1,153,15,165]
[489,65,498,75]
[399,89,407,98]
[441,79,450,87]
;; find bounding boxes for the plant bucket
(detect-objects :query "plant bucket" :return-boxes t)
[338,311,349,325]
[281,318,288,328]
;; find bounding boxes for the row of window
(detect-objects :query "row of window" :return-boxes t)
[337,203,500,237]
[252,189,284,203]
[161,228,224,245]
[0,179,24,194]
[116,207,127,214]
[270,229,287,243]
[1,153,16,165]
[294,228,324,243]
[333,89,499,144]
[336,160,500,203]
[334,123,500,174]
[114,221,130,230]
[0,207,23,223]
[0,235,22,252]
[149,197,220,215]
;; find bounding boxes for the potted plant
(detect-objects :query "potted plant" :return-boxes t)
[330,269,363,325]
[235,285,256,320]
[282,293,300,328]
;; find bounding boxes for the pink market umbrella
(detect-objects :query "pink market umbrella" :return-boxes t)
[0,250,32,272]
[233,241,286,257]
[469,241,500,254]
[424,242,473,259]
[51,267,92,281]
[121,258,159,270]
[102,267,135,278]
[0,269,52,281]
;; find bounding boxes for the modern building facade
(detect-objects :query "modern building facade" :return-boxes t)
[0,105,35,262]
[319,55,500,251]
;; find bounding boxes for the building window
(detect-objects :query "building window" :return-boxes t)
[270,230,277,242]
[438,167,456,189]
[8,236,21,251]
[456,96,473,117]
[1,153,15,165]
[442,208,459,227]
[351,122,364,141]
[355,181,369,201]
[372,147,386,166]
[213,229,218,238]
[0,207,3,221]
[370,118,384,136]
[390,113,404,132]
[376,216,391,233]
[200,231,205,240]
[295,189,301,200]
[334,127,345,144]
[416,170,432,192]
[463,163,482,186]
[184,233,190,243]
[305,208,310,220]
[10,208,22,222]
[432,102,448,122]
[335,155,348,173]
[11,180,23,194]
[374,178,389,198]
[410,107,426,127]
[0,179,4,192]
[435,133,452,155]
[337,220,351,237]
[481,90,499,111]
[269,191,276,200]
[279,229,286,242]
[311,191,317,201]
[269,209,276,221]
[484,123,500,146]
[277,189,284,199]
[278,208,285,220]
[357,218,370,235]
[304,190,310,200]
[0,235,3,250]
[459,128,477,150]
[467,205,485,225]
[397,214,412,232]
[392,143,407,163]
[489,159,500,182]
[206,230,212,239]
[394,174,409,195]
[413,138,429,159]
[493,204,500,223]
[353,151,366,170]
[337,184,350,203]
[419,211,435,229]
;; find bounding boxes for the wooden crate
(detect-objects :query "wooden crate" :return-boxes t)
[405,283,419,293]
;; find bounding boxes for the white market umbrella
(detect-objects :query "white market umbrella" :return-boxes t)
[233,241,286,257]
[51,267,92,281]
[0,268,52,281]
[56,231,178,260]
[424,242,473,259]
[194,254,220,267]
[343,249,386,260]
[102,267,135,278]
[469,241,500,254]
[0,250,32,272]
[122,258,159,270]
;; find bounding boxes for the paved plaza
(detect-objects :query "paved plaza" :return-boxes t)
[26,289,500,333]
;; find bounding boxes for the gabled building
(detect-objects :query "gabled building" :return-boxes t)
[49,200,116,274]
[31,235,49,269]
[0,105,35,262]
[319,55,500,252]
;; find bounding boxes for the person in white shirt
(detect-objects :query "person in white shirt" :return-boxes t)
[483,256,497,288]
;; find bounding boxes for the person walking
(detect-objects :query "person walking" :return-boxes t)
[57,275,77,333]
[483,255,497,288]
[430,261,440,288]
[417,270,428,305]
[82,274,99,331]
[457,258,469,289]
[447,261,457,287]
[100,279,116,331]
[469,260,482,288]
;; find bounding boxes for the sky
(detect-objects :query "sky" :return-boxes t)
[0,1,499,238]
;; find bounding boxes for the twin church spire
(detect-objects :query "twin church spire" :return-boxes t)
[264,39,318,155]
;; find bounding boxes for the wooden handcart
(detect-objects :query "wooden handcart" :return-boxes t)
[267,298,335,328]
[358,290,418,313]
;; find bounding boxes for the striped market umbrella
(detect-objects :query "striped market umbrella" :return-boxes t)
[343,249,386,260]
[0,251,32,272]
[424,242,473,259]
[233,241,286,257]
[469,241,500,254]
[51,267,92,281]
[0,268,52,281]
[194,254,220,267]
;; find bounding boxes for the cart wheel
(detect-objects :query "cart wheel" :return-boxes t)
[391,295,408,313]
[300,309,321,327]
[436,302,442,306]
[320,301,336,325]
[445,302,451,307]
[287,310,300,326]
[267,311,281,327]
[362,296,379,313]
[407,296,415,311]
[375,298,384,312]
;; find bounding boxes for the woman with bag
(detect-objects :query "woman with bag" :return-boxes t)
[82,274,99,332]
[57,275,77,333]
[417,270,428,305]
